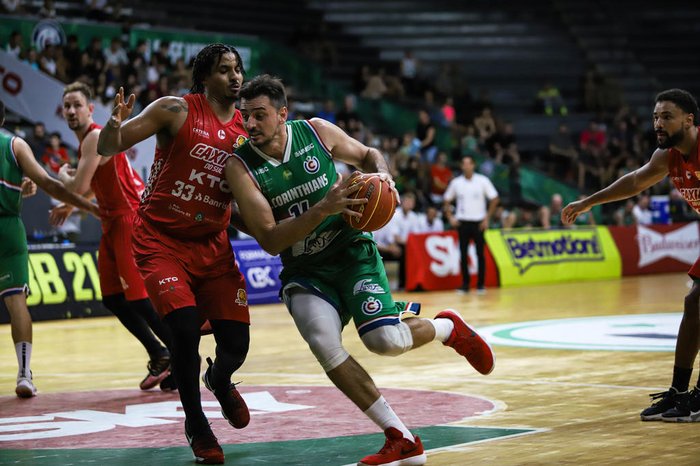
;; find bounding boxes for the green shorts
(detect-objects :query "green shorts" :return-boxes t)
[0,216,28,297]
[280,239,420,336]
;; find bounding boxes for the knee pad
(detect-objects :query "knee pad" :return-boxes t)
[289,291,349,372]
[361,322,413,356]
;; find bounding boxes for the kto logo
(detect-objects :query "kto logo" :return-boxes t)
[246,266,275,288]
[158,277,179,286]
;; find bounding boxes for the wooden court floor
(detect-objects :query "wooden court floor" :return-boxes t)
[1,273,698,465]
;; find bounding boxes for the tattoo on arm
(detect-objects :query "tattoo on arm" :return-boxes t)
[160,101,188,114]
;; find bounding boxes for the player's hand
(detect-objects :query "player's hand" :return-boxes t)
[375,172,401,205]
[109,87,136,128]
[318,173,367,218]
[48,203,76,227]
[561,200,590,225]
[20,177,37,198]
[479,218,489,231]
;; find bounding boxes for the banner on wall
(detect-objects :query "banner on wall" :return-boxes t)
[0,240,283,323]
[404,231,498,291]
[486,227,622,287]
[608,222,699,275]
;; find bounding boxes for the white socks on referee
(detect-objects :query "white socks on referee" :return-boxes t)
[364,396,415,442]
[15,341,32,379]
[430,318,454,343]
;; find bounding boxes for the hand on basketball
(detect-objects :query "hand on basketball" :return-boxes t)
[561,200,590,225]
[375,172,401,205]
[109,87,136,128]
[319,173,367,218]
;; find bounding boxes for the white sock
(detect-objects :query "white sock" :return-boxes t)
[430,318,454,343]
[15,341,32,379]
[364,396,415,442]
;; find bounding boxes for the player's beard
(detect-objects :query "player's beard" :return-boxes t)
[657,128,684,149]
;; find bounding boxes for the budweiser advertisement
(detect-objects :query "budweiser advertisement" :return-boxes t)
[608,222,700,275]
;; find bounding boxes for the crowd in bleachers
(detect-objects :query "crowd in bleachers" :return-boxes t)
[3,4,698,243]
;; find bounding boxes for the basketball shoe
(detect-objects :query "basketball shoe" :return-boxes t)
[185,420,224,465]
[15,373,37,398]
[139,355,171,390]
[358,427,426,466]
[435,309,495,375]
[661,387,700,422]
[640,388,683,421]
[159,372,178,392]
[202,357,250,428]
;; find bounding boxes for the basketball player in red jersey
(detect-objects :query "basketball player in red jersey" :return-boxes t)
[97,44,250,464]
[563,89,700,423]
[53,82,174,391]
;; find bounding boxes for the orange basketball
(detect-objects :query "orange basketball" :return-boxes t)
[342,173,397,232]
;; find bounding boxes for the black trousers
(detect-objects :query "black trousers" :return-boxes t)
[457,220,486,290]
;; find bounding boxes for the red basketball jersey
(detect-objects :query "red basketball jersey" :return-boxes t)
[138,93,247,239]
[79,123,143,219]
[668,132,700,214]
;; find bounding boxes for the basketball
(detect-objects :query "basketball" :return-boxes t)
[342,173,397,232]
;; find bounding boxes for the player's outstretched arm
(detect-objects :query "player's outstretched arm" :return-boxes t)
[225,157,365,256]
[13,137,99,218]
[98,87,186,156]
[561,149,669,225]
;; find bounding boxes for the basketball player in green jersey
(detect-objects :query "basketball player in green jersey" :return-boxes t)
[226,75,495,466]
[0,99,99,397]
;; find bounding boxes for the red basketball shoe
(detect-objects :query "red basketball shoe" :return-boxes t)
[202,357,250,429]
[435,309,495,375]
[358,427,426,466]
[185,420,224,465]
[139,356,171,390]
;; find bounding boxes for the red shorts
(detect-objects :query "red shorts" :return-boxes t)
[689,256,700,280]
[131,216,249,323]
[98,212,148,301]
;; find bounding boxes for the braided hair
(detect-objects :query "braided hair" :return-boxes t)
[190,43,245,94]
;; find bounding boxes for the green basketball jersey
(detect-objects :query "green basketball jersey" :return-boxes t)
[0,133,23,217]
[233,120,370,268]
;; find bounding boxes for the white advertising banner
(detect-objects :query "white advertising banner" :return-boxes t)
[0,49,155,180]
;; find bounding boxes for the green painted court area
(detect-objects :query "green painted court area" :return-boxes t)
[0,425,533,465]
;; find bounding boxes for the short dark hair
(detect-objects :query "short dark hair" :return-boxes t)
[190,43,244,94]
[239,74,287,109]
[63,81,93,101]
[655,88,699,122]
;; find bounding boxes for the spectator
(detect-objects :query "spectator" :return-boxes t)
[429,151,453,205]
[38,0,56,18]
[578,119,608,190]
[536,81,568,116]
[417,205,445,233]
[538,193,564,229]
[490,121,520,165]
[632,194,653,225]
[548,122,578,180]
[415,109,437,163]
[473,106,497,144]
[440,96,456,128]
[400,50,420,97]
[360,67,387,100]
[461,125,481,157]
[41,132,70,174]
[316,99,337,124]
[25,122,48,160]
[104,38,128,68]
[63,35,83,81]
[392,192,422,290]
[5,31,22,58]
[23,48,40,71]
[86,0,109,21]
[38,44,57,77]
[614,199,637,226]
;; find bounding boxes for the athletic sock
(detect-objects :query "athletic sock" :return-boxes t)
[671,365,693,393]
[363,396,415,442]
[429,317,454,343]
[15,341,32,379]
